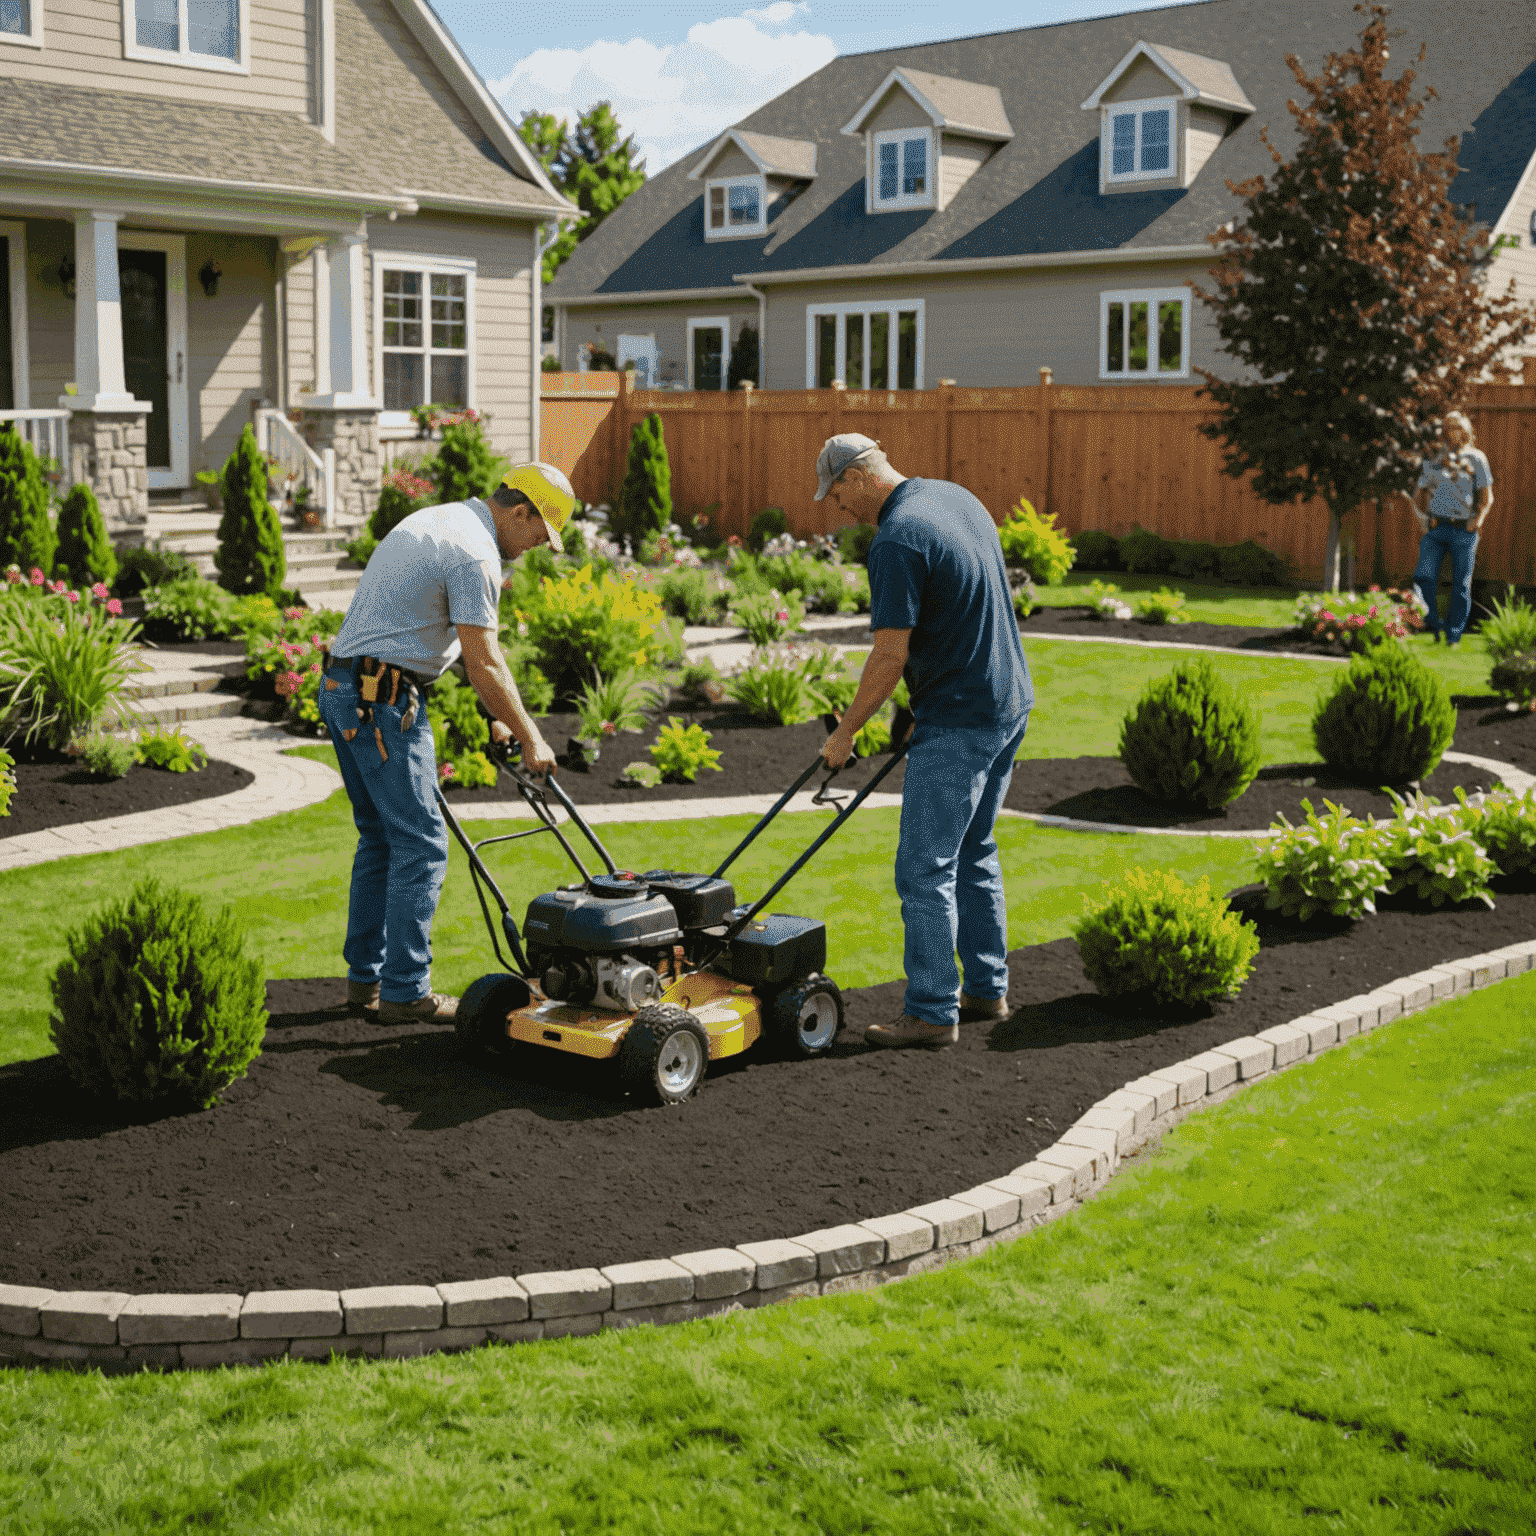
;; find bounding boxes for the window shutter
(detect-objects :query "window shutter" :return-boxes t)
[709,186,725,229]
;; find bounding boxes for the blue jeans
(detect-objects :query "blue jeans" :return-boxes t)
[894,712,1031,1028]
[319,664,448,1004]
[1413,522,1479,643]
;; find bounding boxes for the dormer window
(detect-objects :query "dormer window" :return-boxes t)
[707,175,766,239]
[874,129,931,209]
[690,129,817,243]
[1108,99,1175,181]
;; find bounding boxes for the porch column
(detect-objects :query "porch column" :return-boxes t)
[60,210,151,536]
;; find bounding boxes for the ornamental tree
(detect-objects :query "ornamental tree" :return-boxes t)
[615,411,672,551]
[215,425,287,597]
[53,482,118,590]
[1195,4,1536,590]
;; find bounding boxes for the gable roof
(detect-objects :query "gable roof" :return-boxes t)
[547,0,1535,303]
[1081,41,1254,113]
[841,67,1014,141]
[687,130,819,182]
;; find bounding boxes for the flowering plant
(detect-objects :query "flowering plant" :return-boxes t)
[730,586,806,645]
[1086,580,1133,621]
[726,643,843,726]
[1293,586,1426,652]
[381,467,437,502]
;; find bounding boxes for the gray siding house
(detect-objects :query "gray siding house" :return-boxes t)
[0,0,575,535]
[546,0,1536,395]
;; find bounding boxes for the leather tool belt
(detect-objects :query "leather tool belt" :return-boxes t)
[322,651,434,761]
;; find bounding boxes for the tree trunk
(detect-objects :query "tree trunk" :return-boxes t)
[1323,507,1343,592]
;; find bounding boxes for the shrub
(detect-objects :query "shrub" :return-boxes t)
[649,717,722,782]
[1119,525,1176,576]
[1490,649,1536,709]
[573,667,666,739]
[615,412,672,550]
[345,530,379,569]
[1135,587,1190,625]
[434,414,509,506]
[0,425,56,576]
[747,507,788,554]
[214,426,286,597]
[998,498,1074,585]
[1375,790,1497,909]
[730,586,807,646]
[500,636,556,716]
[676,657,725,706]
[619,760,663,788]
[837,522,876,566]
[48,877,266,1110]
[1312,643,1454,785]
[244,606,344,695]
[428,669,490,764]
[443,750,498,789]
[141,577,242,642]
[1074,868,1260,1008]
[854,714,892,756]
[1217,540,1288,587]
[0,746,13,816]
[1479,587,1536,662]
[1010,572,1039,619]
[1119,657,1261,809]
[113,544,198,598]
[1460,786,1536,878]
[74,732,135,780]
[1255,799,1393,921]
[657,567,726,625]
[1086,579,1133,620]
[1070,530,1123,571]
[1293,586,1425,652]
[135,724,207,773]
[369,465,438,542]
[726,646,831,726]
[52,483,118,591]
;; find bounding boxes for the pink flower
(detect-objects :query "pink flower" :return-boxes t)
[91,582,109,600]
[106,598,123,616]
[307,662,321,675]
[775,610,788,623]
[64,590,79,604]
[29,568,43,586]
[275,670,304,697]
[600,720,617,736]
[439,762,455,782]
[283,606,305,620]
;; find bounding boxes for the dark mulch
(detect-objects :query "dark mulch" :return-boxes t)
[1451,696,1536,775]
[1003,755,1503,831]
[2,758,256,840]
[3,885,1532,1295]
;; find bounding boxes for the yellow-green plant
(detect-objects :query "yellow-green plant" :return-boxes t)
[997,497,1075,585]
[649,717,723,782]
[516,563,668,705]
[135,724,207,774]
[0,746,13,816]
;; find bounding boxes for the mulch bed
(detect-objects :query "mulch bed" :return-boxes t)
[3,884,1532,1295]
[1451,696,1536,775]
[2,758,255,840]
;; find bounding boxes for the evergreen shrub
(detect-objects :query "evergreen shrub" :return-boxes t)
[1070,530,1123,571]
[113,544,198,597]
[747,507,787,553]
[214,426,286,597]
[1119,656,1262,809]
[998,498,1074,584]
[1489,649,1536,709]
[615,412,671,549]
[0,425,56,576]
[1074,868,1259,1008]
[52,483,117,590]
[48,877,266,1110]
[1312,643,1454,784]
[75,733,135,780]
[434,415,509,505]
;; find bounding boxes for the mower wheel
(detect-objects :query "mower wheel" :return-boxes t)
[619,1004,710,1105]
[455,973,530,1063]
[770,975,844,1059]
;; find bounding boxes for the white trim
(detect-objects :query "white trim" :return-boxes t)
[704,174,767,241]
[804,299,925,390]
[370,249,476,428]
[870,128,934,213]
[122,0,250,74]
[840,65,1011,141]
[1102,98,1179,186]
[690,130,768,181]
[1081,40,1252,114]
[731,242,1220,286]
[551,285,746,308]
[687,316,731,391]
[315,0,335,143]
[1098,286,1192,380]
[0,0,44,48]
[0,220,29,410]
[117,229,189,487]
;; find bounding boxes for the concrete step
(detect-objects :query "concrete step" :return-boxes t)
[121,659,245,700]
[107,690,248,726]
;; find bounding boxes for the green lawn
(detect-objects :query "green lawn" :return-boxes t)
[4,967,1530,1533]
[1031,570,1303,627]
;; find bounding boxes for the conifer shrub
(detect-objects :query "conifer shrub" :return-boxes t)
[48,877,266,1110]
[214,426,287,597]
[1074,868,1260,1008]
[52,483,118,590]
[614,412,672,550]
[0,424,57,576]
[433,414,509,505]
[1312,643,1454,784]
[1119,656,1262,809]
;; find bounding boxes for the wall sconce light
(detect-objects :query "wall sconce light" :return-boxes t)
[58,258,76,300]
[198,259,222,298]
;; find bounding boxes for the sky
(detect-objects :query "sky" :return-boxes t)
[428,0,1196,174]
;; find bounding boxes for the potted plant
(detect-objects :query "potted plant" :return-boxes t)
[568,715,615,770]
[294,482,321,529]
[195,468,222,512]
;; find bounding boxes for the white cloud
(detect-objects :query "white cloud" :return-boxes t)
[490,6,837,175]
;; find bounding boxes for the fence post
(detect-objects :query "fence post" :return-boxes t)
[610,370,630,504]
[938,379,955,482]
[1037,366,1053,514]
[740,381,754,532]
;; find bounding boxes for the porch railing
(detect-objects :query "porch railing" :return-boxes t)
[253,408,336,530]
[0,409,71,480]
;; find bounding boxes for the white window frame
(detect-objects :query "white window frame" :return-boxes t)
[122,0,249,74]
[0,0,45,48]
[704,174,767,240]
[870,127,934,212]
[370,250,477,429]
[0,221,29,409]
[1099,287,1192,380]
[1102,97,1179,185]
[687,316,731,391]
[804,299,925,390]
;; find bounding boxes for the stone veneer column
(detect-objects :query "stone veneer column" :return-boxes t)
[69,408,150,539]
[301,407,380,526]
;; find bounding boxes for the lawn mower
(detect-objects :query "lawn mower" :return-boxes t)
[435,725,909,1105]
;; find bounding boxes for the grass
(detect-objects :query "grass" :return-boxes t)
[3,965,1531,1532]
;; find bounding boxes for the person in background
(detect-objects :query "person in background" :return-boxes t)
[1410,412,1493,647]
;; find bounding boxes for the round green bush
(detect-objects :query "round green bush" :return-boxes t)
[1490,649,1536,709]
[48,878,266,1110]
[1312,643,1455,785]
[748,506,788,553]
[1119,656,1262,809]
[1075,868,1260,1008]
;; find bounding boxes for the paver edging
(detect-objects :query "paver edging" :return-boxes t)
[4,940,1532,1375]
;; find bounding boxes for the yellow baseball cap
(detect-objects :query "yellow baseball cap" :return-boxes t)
[502,462,577,553]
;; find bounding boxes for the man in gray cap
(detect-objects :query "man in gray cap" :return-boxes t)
[815,434,1032,1049]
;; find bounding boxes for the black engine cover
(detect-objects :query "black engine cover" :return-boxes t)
[639,870,737,929]
[523,885,682,953]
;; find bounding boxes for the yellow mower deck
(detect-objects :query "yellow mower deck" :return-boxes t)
[502,969,764,1061]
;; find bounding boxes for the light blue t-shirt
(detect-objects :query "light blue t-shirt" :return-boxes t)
[332,499,503,677]
[1417,447,1492,523]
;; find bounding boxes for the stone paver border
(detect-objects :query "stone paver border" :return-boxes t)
[4,940,1531,1375]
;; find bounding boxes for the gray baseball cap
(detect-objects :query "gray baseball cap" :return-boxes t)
[813,433,881,501]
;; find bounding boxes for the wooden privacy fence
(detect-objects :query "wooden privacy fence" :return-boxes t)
[540,372,1536,586]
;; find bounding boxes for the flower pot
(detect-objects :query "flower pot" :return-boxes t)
[569,737,601,771]
[301,507,322,529]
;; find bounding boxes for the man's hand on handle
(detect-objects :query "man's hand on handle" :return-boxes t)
[821,720,856,771]
[490,719,557,777]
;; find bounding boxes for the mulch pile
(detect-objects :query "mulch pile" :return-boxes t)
[4,885,1533,1295]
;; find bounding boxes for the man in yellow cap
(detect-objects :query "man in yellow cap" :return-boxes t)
[320,461,575,1022]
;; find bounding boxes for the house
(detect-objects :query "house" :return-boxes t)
[545,0,1536,394]
[0,0,577,538]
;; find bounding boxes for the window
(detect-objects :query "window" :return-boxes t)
[705,175,766,239]
[371,253,475,424]
[806,301,923,390]
[1,0,43,46]
[0,222,27,410]
[688,317,731,391]
[1100,288,1190,379]
[1104,100,1176,183]
[123,0,245,69]
[871,129,932,210]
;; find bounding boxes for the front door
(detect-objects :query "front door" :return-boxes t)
[117,233,188,489]
[689,318,728,391]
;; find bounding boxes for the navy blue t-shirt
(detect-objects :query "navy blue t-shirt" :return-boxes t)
[866,478,1033,730]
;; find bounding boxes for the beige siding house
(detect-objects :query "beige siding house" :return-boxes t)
[547,0,1536,396]
[0,0,575,536]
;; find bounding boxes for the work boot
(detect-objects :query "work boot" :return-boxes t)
[865,1013,958,1050]
[377,991,459,1024]
[346,979,380,1013]
[958,991,1009,1022]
